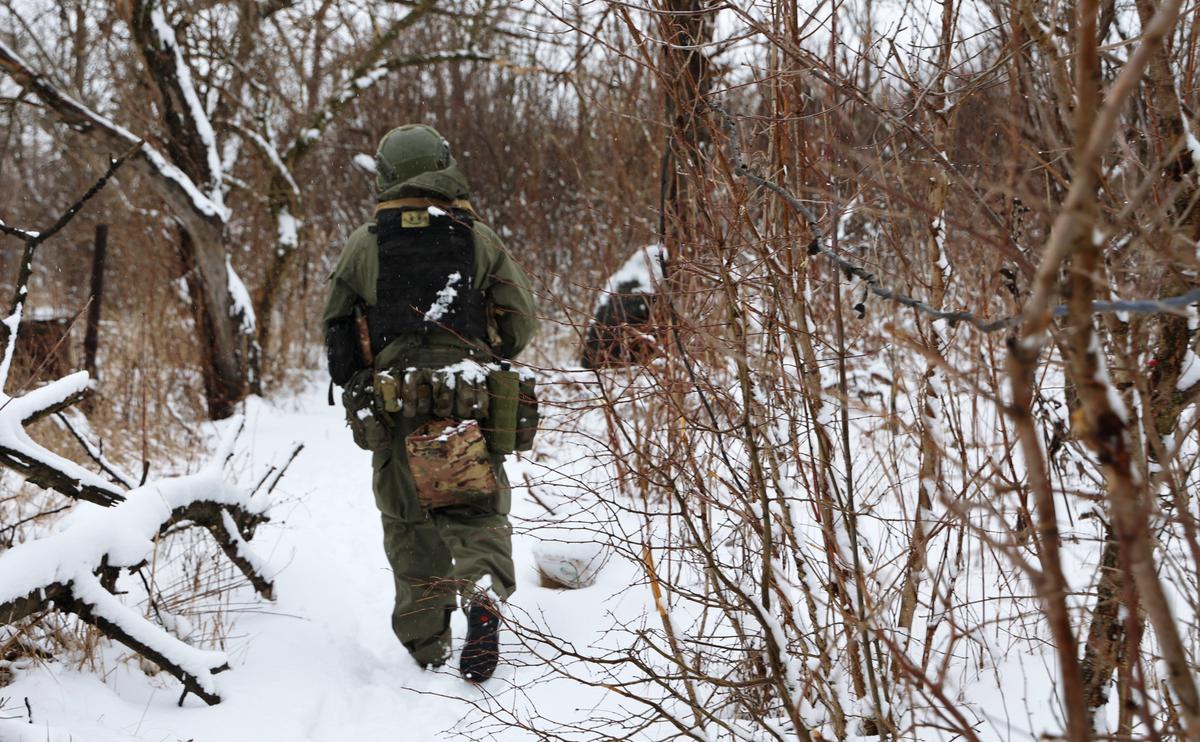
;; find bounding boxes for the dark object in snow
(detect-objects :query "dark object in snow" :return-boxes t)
[15,315,74,387]
[581,280,660,369]
[581,244,664,369]
[459,594,501,682]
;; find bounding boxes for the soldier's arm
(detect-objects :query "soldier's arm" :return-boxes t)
[473,222,537,360]
[323,225,375,323]
[323,226,375,384]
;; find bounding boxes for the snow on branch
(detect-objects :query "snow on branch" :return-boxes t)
[230,123,300,199]
[0,371,125,506]
[0,420,275,706]
[0,37,229,227]
[147,6,227,216]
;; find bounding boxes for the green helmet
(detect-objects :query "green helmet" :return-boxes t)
[374,124,470,201]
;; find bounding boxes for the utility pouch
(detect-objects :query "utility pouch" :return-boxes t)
[484,366,520,454]
[454,373,489,420]
[431,368,456,419]
[406,419,500,510]
[401,368,434,418]
[375,371,401,413]
[325,318,362,386]
[342,368,392,452]
[515,378,539,452]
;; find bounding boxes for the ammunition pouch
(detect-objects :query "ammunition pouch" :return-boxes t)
[372,363,540,456]
[382,365,491,422]
[342,368,392,452]
[406,419,500,510]
[325,318,363,387]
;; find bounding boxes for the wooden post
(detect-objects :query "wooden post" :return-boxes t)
[84,223,106,383]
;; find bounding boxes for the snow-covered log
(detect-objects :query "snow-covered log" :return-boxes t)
[0,423,273,706]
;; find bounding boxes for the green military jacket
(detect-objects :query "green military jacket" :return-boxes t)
[323,201,537,369]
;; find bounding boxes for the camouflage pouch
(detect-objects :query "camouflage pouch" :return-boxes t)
[515,378,539,452]
[342,368,392,452]
[405,419,500,510]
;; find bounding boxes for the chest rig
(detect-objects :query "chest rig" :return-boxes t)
[367,207,489,355]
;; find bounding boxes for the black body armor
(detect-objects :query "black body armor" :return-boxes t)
[367,208,489,355]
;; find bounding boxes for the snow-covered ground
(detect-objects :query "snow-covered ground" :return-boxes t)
[0,364,1156,741]
[0,378,641,741]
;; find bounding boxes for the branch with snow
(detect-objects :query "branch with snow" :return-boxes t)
[0,420,274,706]
[147,7,225,214]
[0,371,125,507]
[0,38,228,230]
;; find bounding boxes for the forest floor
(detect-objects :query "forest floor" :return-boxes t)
[0,377,643,742]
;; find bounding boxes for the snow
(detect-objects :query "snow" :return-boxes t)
[219,509,269,577]
[0,416,268,701]
[424,271,462,322]
[1,384,650,740]
[0,304,23,390]
[0,215,37,240]
[353,65,389,90]
[599,243,664,308]
[241,128,299,197]
[276,206,299,249]
[1178,349,1200,391]
[0,366,1158,740]
[1184,114,1200,176]
[0,444,260,608]
[72,575,228,695]
[351,153,376,173]
[225,257,256,335]
[437,359,489,388]
[0,35,232,225]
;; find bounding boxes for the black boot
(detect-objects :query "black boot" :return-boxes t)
[459,595,500,682]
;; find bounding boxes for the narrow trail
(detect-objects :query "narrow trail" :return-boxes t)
[2,379,637,741]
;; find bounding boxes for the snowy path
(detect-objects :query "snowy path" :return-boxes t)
[1,382,636,741]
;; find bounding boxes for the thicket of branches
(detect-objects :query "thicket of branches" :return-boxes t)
[506,1,1200,740]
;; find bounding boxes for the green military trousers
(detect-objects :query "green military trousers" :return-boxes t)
[372,411,517,666]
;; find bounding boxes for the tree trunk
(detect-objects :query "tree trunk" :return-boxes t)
[178,228,246,420]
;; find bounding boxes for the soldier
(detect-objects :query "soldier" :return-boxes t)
[322,124,537,681]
